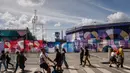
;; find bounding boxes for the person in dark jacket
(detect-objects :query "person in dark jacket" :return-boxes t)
[80,47,84,65]
[83,46,91,67]
[6,51,14,69]
[0,50,7,72]
[19,51,27,72]
[54,49,63,70]
[61,48,69,69]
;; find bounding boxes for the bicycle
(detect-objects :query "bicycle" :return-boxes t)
[52,64,63,73]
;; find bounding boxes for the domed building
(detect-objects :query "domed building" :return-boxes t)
[66,22,130,52]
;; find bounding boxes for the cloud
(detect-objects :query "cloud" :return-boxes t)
[0,11,47,39]
[89,2,117,12]
[77,18,104,26]
[1,12,16,21]
[17,0,45,7]
[0,7,80,24]
[77,12,130,27]
[19,14,29,24]
[54,22,61,27]
[107,12,130,23]
[0,13,2,17]
[0,12,30,29]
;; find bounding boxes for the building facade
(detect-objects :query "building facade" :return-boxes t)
[0,28,35,41]
[66,22,130,52]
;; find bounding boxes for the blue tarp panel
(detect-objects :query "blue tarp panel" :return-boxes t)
[67,42,75,52]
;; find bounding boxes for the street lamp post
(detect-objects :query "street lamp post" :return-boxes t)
[32,10,38,37]
[42,24,44,40]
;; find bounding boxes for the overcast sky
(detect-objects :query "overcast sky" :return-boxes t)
[0,0,130,41]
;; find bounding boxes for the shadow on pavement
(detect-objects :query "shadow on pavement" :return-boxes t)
[101,62,110,64]
[83,65,101,68]
[123,67,130,70]
[67,67,78,70]
[1,71,13,73]
[19,70,32,73]
[87,65,102,68]
[89,65,97,68]
[8,68,15,70]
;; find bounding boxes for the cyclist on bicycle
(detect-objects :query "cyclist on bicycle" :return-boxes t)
[109,50,117,67]
[39,48,54,73]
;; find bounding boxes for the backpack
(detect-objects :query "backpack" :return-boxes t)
[24,56,27,61]
[116,50,119,55]
[19,54,27,63]
[8,56,11,61]
[6,55,11,61]
[1,54,6,60]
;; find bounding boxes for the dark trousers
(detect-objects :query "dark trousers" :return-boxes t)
[20,63,25,71]
[6,61,14,68]
[0,60,7,71]
[121,57,124,67]
[14,63,25,73]
[62,56,69,68]
[80,55,83,65]
[14,63,18,73]
[83,56,91,66]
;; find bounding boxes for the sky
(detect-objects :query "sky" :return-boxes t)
[0,0,130,41]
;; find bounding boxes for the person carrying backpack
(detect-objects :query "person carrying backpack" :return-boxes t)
[6,51,14,69]
[19,51,27,72]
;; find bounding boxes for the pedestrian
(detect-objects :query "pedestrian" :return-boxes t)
[80,47,84,65]
[39,48,54,73]
[61,48,69,69]
[83,46,91,67]
[14,51,20,73]
[19,51,27,72]
[0,50,7,72]
[54,49,63,70]
[5,51,14,69]
[117,46,124,68]
[109,50,116,67]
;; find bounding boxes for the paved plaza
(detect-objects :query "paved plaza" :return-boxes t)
[1,50,130,73]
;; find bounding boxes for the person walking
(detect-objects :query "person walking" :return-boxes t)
[109,50,117,67]
[40,48,54,73]
[14,51,20,73]
[5,51,14,69]
[0,50,7,72]
[80,47,84,65]
[117,46,124,68]
[54,49,63,70]
[19,51,27,72]
[61,48,69,69]
[83,46,91,67]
